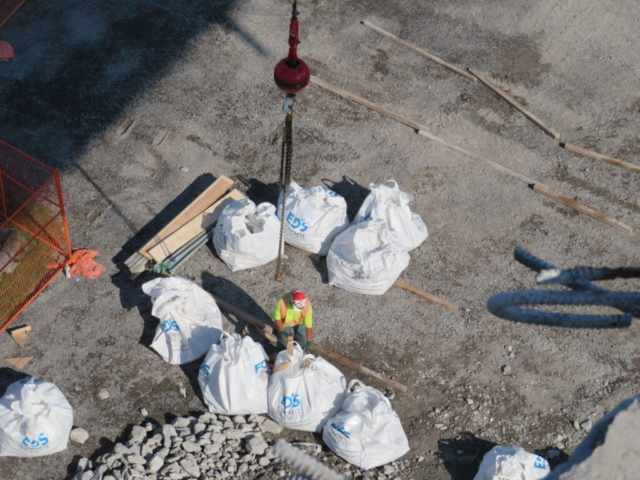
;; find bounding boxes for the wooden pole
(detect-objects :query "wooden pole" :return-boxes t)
[287,245,460,311]
[467,68,561,139]
[561,142,640,174]
[532,184,633,234]
[211,293,408,392]
[394,280,459,312]
[311,76,632,234]
[361,21,476,82]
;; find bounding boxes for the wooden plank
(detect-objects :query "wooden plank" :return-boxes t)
[5,357,33,369]
[313,344,407,393]
[361,20,476,82]
[310,76,431,133]
[210,292,408,392]
[561,142,640,174]
[138,176,233,259]
[394,280,459,312]
[311,76,630,233]
[468,68,561,139]
[148,190,244,262]
[533,184,633,234]
[9,325,31,348]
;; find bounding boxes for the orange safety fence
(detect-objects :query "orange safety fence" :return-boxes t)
[0,140,72,333]
[0,0,27,28]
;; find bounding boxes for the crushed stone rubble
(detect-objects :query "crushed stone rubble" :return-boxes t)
[73,413,416,480]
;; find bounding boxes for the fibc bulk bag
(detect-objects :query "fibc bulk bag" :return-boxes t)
[354,180,428,251]
[213,199,280,272]
[323,380,409,470]
[142,277,222,365]
[268,343,346,432]
[473,446,550,480]
[198,332,270,415]
[277,182,349,256]
[0,377,73,457]
[327,219,410,295]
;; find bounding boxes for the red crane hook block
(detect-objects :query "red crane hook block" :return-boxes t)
[274,1,310,95]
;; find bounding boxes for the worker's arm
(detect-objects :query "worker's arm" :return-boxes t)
[305,327,313,343]
[269,298,287,332]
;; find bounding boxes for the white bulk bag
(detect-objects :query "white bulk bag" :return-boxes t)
[0,377,73,457]
[213,199,281,272]
[323,380,409,470]
[277,182,349,256]
[268,343,346,432]
[142,277,222,365]
[354,180,428,251]
[198,332,270,415]
[473,446,550,480]
[327,219,410,295]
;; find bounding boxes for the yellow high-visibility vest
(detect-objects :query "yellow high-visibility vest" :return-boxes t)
[269,293,313,328]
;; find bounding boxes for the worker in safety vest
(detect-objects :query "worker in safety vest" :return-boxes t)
[269,290,313,352]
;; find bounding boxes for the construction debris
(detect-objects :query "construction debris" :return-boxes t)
[468,68,561,139]
[560,142,640,174]
[4,356,33,369]
[361,20,476,82]
[311,76,632,233]
[9,325,31,348]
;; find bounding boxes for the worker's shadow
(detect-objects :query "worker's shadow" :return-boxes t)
[438,434,497,480]
[323,175,370,222]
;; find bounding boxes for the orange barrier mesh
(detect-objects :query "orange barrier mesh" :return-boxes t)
[0,140,72,333]
[0,0,27,28]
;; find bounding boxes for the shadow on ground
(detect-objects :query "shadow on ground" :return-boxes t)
[0,0,263,169]
[438,433,497,480]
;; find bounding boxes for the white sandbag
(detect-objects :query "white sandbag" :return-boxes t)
[323,380,409,470]
[142,277,222,365]
[473,445,550,480]
[277,182,349,256]
[327,219,410,295]
[198,332,270,415]
[0,377,73,457]
[354,180,428,251]
[213,199,281,272]
[268,343,346,432]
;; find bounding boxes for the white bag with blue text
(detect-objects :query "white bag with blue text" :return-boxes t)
[142,277,222,365]
[277,182,349,256]
[0,377,73,457]
[473,445,550,480]
[198,332,270,415]
[213,199,281,272]
[327,219,411,295]
[322,380,409,470]
[268,342,347,432]
[354,180,428,251]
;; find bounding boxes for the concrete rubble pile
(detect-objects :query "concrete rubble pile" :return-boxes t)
[72,412,416,480]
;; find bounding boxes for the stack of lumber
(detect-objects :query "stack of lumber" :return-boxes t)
[124,176,244,276]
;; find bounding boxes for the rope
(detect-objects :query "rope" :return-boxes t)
[273,439,345,480]
[275,107,294,282]
[487,246,640,328]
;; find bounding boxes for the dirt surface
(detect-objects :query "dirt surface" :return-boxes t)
[1,0,639,478]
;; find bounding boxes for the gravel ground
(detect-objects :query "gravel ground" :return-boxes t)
[0,0,639,479]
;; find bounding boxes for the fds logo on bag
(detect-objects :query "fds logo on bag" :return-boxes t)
[281,393,301,410]
[217,223,228,245]
[161,319,180,332]
[254,360,269,379]
[200,364,211,376]
[22,433,49,448]
[330,423,350,438]
[533,456,548,469]
[286,213,309,232]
